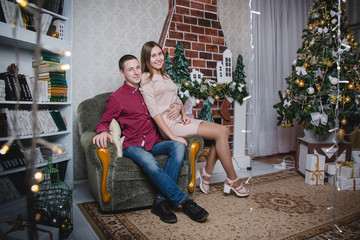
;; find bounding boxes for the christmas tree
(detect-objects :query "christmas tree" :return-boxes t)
[227,54,249,105]
[274,0,360,139]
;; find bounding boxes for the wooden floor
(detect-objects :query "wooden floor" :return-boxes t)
[0,159,287,240]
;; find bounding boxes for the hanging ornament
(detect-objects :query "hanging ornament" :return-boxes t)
[329,76,339,85]
[285,122,292,128]
[316,84,322,91]
[346,34,352,40]
[298,80,305,87]
[184,81,190,88]
[214,95,220,101]
[337,129,345,139]
[281,123,286,128]
[308,24,314,31]
[320,19,326,26]
[341,118,348,126]
[307,87,315,94]
[347,83,355,90]
[295,79,300,85]
[344,96,351,103]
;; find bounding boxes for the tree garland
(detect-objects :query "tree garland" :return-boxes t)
[165,42,249,105]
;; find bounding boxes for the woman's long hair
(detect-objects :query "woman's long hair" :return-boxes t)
[141,41,167,83]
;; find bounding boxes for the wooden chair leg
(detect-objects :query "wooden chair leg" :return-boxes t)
[96,148,111,203]
[188,141,199,193]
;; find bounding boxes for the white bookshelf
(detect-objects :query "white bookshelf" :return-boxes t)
[0,0,73,205]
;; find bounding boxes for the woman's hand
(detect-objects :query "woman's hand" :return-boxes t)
[182,114,191,125]
[171,135,188,147]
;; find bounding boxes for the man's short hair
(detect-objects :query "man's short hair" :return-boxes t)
[118,54,138,71]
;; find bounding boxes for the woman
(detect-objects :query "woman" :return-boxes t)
[139,41,249,197]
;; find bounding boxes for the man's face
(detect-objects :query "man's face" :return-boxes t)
[120,59,141,88]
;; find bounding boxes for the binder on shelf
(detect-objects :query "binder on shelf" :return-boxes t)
[50,110,67,131]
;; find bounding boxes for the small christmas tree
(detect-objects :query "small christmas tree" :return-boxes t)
[172,41,191,82]
[274,0,360,139]
[227,54,249,105]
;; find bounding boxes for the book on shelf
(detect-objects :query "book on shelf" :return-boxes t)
[0,176,21,203]
[32,56,60,64]
[50,109,67,131]
[0,108,7,137]
[0,72,32,101]
[0,143,27,171]
[0,0,24,28]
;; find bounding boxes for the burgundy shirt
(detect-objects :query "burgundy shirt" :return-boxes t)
[95,82,163,150]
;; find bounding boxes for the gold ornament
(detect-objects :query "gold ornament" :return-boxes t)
[337,129,345,139]
[320,19,326,26]
[214,95,220,101]
[295,79,300,85]
[286,122,291,128]
[308,25,314,31]
[184,81,190,88]
[286,89,290,94]
[304,62,310,68]
[326,60,334,67]
[341,118,348,126]
[281,123,286,128]
[297,56,303,61]
[344,96,351,103]
[298,80,305,87]
[346,34,352,40]
[347,83,355,90]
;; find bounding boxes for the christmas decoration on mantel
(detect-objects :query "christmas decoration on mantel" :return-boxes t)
[273,0,360,139]
[165,42,249,121]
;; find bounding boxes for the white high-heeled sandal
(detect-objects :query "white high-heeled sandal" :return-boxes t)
[199,168,211,194]
[223,177,250,197]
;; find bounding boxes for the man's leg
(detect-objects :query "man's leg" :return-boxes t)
[123,145,186,206]
[150,140,185,186]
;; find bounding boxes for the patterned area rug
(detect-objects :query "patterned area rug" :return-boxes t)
[78,170,360,240]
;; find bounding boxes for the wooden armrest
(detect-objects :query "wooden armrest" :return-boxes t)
[96,148,111,203]
[188,141,200,193]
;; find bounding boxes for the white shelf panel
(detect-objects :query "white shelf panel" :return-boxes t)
[0,22,71,52]
[0,130,71,141]
[0,156,71,177]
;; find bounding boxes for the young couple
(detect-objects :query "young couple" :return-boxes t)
[93,41,249,224]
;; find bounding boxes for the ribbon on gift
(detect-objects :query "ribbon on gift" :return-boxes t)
[305,154,324,184]
[5,214,54,240]
[338,161,355,178]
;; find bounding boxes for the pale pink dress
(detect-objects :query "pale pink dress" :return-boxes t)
[140,73,203,139]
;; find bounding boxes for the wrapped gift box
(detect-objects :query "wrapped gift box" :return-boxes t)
[337,162,360,178]
[352,151,360,164]
[296,137,352,176]
[327,174,336,185]
[337,176,360,191]
[305,153,325,185]
[0,222,59,240]
[325,162,341,175]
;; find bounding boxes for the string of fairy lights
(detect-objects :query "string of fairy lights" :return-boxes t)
[0,0,71,229]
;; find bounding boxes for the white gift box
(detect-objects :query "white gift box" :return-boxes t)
[327,174,336,185]
[305,154,325,185]
[325,162,340,175]
[0,222,59,240]
[338,162,360,178]
[337,176,360,191]
[352,151,360,164]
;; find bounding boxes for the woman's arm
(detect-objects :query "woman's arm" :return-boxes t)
[153,114,187,146]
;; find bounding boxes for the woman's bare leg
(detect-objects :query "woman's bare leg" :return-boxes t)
[197,121,240,187]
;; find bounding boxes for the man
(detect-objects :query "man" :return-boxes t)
[92,54,209,223]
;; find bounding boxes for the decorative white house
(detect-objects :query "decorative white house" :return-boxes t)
[190,69,204,84]
[216,49,232,84]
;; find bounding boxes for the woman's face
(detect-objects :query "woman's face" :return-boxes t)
[150,46,164,73]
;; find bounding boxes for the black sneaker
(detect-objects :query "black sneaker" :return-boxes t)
[151,198,177,224]
[181,199,209,222]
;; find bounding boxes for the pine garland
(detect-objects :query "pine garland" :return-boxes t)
[166,42,249,105]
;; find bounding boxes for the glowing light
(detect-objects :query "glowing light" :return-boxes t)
[251,10,261,15]
[326,207,333,210]
[34,172,43,181]
[245,176,252,184]
[31,184,40,193]
[16,0,28,7]
[0,145,9,155]
[334,224,343,233]
[328,128,337,133]
[60,64,71,71]
[339,80,349,83]
[52,146,63,154]
[243,95,252,101]
[242,130,251,133]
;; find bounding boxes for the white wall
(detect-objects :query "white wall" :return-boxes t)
[72,0,250,180]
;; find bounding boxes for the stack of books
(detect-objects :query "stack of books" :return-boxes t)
[33,56,68,102]
[0,72,32,101]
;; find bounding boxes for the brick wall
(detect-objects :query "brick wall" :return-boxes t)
[159,0,234,153]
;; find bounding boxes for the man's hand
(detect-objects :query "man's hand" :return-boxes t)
[166,103,181,120]
[93,132,113,149]
[171,136,188,147]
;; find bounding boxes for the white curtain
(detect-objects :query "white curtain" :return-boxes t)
[247,0,314,156]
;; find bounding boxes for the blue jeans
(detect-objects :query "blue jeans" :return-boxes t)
[123,140,187,206]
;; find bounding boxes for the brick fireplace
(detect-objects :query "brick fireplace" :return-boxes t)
[159,0,235,153]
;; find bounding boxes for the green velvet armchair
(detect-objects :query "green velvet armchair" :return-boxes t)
[77,92,204,213]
